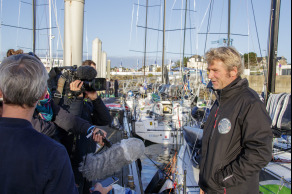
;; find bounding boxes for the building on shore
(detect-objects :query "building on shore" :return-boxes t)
[277,57,291,75]
[40,58,64,72]
[187,55,207,70]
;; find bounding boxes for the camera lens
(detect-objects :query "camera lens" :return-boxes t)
[92,78,106,91]
[83,78,106,91]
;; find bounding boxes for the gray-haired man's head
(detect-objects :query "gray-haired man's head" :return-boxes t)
[0,54,48,107]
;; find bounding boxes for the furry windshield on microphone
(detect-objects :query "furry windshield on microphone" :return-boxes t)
[79,138,145,181]
[76,66,97,80]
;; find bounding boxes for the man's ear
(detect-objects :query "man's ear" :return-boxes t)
[230,67,238,77]
[39,90,47,100]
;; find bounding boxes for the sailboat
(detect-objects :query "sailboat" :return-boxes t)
[127,0,211,145]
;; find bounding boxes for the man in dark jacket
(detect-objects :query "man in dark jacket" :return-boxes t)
[114,79,119,97]
[0,54,78,194]
[60,64,111,194]
[199,47,273,194]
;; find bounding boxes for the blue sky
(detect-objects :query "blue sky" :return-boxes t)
[0,0,291,68]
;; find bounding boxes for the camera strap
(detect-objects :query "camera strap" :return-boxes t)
[53,75,66,105]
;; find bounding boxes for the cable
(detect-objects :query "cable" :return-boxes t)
[251,0,263,58]
[203,0,214,54]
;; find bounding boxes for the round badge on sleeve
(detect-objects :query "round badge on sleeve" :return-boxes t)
[218,118,232,134]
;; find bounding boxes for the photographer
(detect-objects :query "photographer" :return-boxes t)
[59,65,111,194]
[5,50,106,145]
[32,88,106,144]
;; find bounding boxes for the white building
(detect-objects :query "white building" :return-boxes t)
[92,38,102,77]
[149,63,160,72]
[187,56,207,70]
[40,58,64,72]
[119,64,123,72]
[277,64,291,75]
[145,66,150,72]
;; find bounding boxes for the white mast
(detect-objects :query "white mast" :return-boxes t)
[49,0,53,69]
[64,0,85,67]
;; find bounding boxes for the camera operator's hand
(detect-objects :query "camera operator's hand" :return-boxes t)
[85,91,98,101]
[92,128,107,146]
[70,80,84,97]
[90,183,112,194]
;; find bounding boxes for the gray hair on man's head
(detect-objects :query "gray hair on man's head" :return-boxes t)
[205,47,244,76]
[0,54,48,107]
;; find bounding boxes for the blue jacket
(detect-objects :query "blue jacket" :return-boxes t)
[0,117,78,194]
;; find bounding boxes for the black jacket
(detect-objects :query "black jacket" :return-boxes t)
[60,95,111,193]
[32,101,92,139]
[199,77,273,194]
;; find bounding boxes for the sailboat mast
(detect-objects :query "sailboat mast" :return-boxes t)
[162,0,166,84]
[143,0,149,81]
[227,0,231,46]
[32,0,36,53]
[49,0,52,69]
[182,0,188,80]
[267,0,281,95]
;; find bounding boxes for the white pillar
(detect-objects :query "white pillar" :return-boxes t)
[107,60,111,80]
[101,51,107,78]
[92,38,102,77]
[64,0,85,67]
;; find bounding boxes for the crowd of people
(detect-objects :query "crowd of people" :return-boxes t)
[0,46,273,194]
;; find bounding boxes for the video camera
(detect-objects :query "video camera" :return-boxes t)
[48,65,106,97]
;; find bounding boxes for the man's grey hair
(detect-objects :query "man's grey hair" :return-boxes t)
[0,54,48,107]
[205,47,244,76]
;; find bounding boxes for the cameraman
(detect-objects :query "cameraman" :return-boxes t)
[60,67,111,194]
[6,50,106,145]
[32,89,106,144]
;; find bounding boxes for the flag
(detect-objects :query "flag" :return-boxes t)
[200,70,206,85]
[143,80,147,90]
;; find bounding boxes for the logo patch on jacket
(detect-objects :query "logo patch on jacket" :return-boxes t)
[218,118,232,134]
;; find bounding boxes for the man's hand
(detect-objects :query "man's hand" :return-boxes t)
[70,80,83,91]
[92,128,107,146]
[91,183,112,194]
[70,80,84,98]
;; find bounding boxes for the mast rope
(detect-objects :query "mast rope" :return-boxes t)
[203,0,214,54]
[217,0,225,41]
[52,0,63,51]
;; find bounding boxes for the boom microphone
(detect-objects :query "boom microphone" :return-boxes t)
[79,138,145,181]
[76,66,97,80]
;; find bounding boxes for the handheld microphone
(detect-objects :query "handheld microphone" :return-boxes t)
[79,138,145,181]
[86,129,112,148]
[96,130,113,148]
[76,66,97,80]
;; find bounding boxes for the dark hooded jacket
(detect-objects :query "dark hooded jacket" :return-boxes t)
[199,77,273,194]
[60,95,111,194]
[32,101,92,140]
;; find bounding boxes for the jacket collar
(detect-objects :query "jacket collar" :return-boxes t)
[0,117,32,128]
[215,76,249,102]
